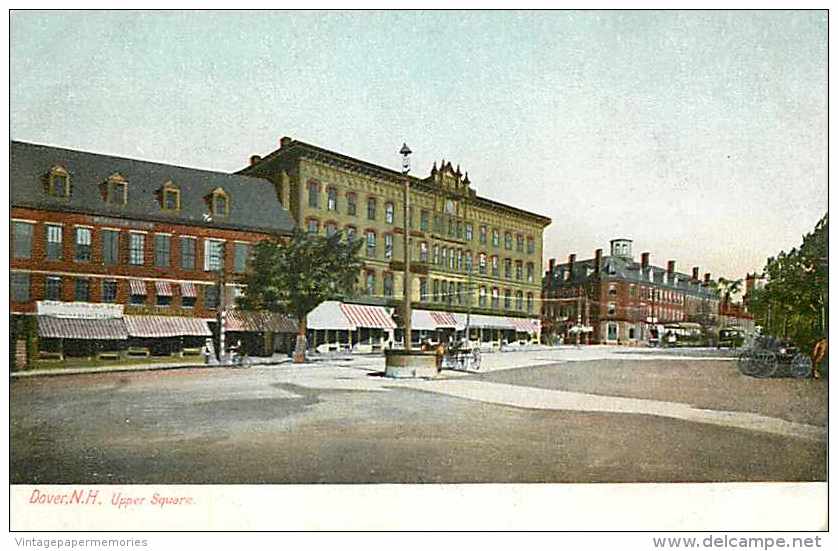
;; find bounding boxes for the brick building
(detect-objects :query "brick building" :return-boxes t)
[542,238,720,345]
[238,137,551,349]
[10,141,296,364]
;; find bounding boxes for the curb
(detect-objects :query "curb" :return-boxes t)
[10,362,210,379]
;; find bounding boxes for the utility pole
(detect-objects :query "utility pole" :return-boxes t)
[216,241,227,361]
[575,288,582,347]
[584,289,590,345]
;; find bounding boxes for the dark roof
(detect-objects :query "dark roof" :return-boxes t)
[548,255,718,298]
[11,141,295,235]
[240,138,552,226]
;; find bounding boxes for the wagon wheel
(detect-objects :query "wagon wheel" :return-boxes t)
[754,351,779,378]
[789,353,813,379]
[738,351,760,377]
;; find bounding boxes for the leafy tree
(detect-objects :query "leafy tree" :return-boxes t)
[716,277,743,307]
[748,213,828,352]
[237,229,364,363]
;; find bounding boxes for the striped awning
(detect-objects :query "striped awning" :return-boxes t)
[455,313,516,330]
[507,317,540,334]
[307,301,355,330]
[225,311,297,333]
[155,281,173,297]
[181,282,197,298]
[38,316,128,340]
[124,315,212,338]
[339,303,396,329]
[129,279,147,295]
[430,311,462,329]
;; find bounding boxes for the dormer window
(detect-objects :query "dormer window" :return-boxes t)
[161,181,180,211]
[106,173,128,205]
[211,188,229,217]
[48,166,70,197]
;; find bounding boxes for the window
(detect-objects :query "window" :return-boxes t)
[385,202,395,224]
[433,214,442,233]
[527,237,535,254]
[308,182,319,208]
[432,245,439,265]
[449,249,455,270]
[608,302,616,316]
[491,256,499,277]
[516,290,524,311]
[74,227,92,262]
[74,278,90,302]
[346,193,357,216]
[204,286,220,309]
[465,252,473,273]
[327,187,337,211]
[307,219,319,234]
[345,226,357,241]
[456,221,463,239]
[456,282,464,305]
[234,243,250,273]
[108,180,128,205]
[479,253,487,275]
[420,278,429,301]
[383,273,394,297]
[465,223,473,241]
[420,210,430,231]
[443,281,452,305]
[433,279,440,302]
[182,295,196,309]
[212,192,228,217]
[154,234,171,267]
[491,287,499,309]
[48,167,70,197]
[102,230,119,265]
[515,261,523,280]
[419,242,428,262]
[180,236,196,270]
[45,277,61,301]
[609,284,617,296]
[516,234,524,252]
[367,197,377,220]
[162,182,180,211]
[456,249,463,272]
[492,229,500,248]
[365,271,376,296]
[204,239,224,271]
[527,293,534,313]
[441,247,448,269]
[129,233,145,265]
[46,225,63,260]
[479,286,487,308]
[10,272,29,302]
[384,234,393,259]
[447,218,454,237]
[366,231,376,258]
[325,222,338,237]
[504,258,512,279]
[479,225,487,244]
[102,280,118,303]
[526,262,534,283]
[505,232,513,250]
[504,289,512,309]
[12,221,33,259]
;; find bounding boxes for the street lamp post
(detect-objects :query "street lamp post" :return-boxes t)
[400,143,412,352]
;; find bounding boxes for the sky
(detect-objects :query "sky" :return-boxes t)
[10,10,827,283]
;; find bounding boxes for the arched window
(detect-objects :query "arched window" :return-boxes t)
[106,173,128,205]
[327,187,337,211]
[367,197,377,220]
[48,165,70,197]
[210,188,229,217]
[161,181,180,211]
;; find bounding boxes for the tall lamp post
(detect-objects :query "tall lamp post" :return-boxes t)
[400,143,413,352]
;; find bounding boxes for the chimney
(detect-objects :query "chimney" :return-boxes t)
[667,260,676,275]
[692,266,700,281]
[280,136,292,148]
[641,252,650,270]
[704,273,711,285]
[568,254,576,277]
[594,248,603,273]
[249,154,262,166]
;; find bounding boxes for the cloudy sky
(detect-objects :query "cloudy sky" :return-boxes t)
[10,10,827,281]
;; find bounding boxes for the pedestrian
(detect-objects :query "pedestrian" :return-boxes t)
[811,338,827,379]
[435,341,446,372]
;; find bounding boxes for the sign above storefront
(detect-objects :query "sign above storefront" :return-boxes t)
[91,216,154,230]
[37,301,124,319]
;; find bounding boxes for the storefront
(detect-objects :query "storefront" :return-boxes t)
[123,315,212,357]
[35,301,127,360]
[224,310,298,357]
[306,301,396,353]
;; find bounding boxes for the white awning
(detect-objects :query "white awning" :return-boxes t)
[454,313,515,330]
[307,300,355,330]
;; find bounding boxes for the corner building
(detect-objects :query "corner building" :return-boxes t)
[240,137,551,349]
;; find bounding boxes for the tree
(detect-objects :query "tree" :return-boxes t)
[716,277,743,308]
[748,213,828,352]
[237,229,364,363]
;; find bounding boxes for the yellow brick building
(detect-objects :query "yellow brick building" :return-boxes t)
[239,137,551,348]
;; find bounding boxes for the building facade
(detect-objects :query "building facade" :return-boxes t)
[239,137,551,347]
[10,141,296,364]
[542,239,720,345]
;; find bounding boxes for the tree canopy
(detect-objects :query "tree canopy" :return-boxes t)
[237,229,364,327]
[748,213,828,351]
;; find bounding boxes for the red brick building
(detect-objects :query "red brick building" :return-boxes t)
[10,141,295,364]
[542,239,720,345]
